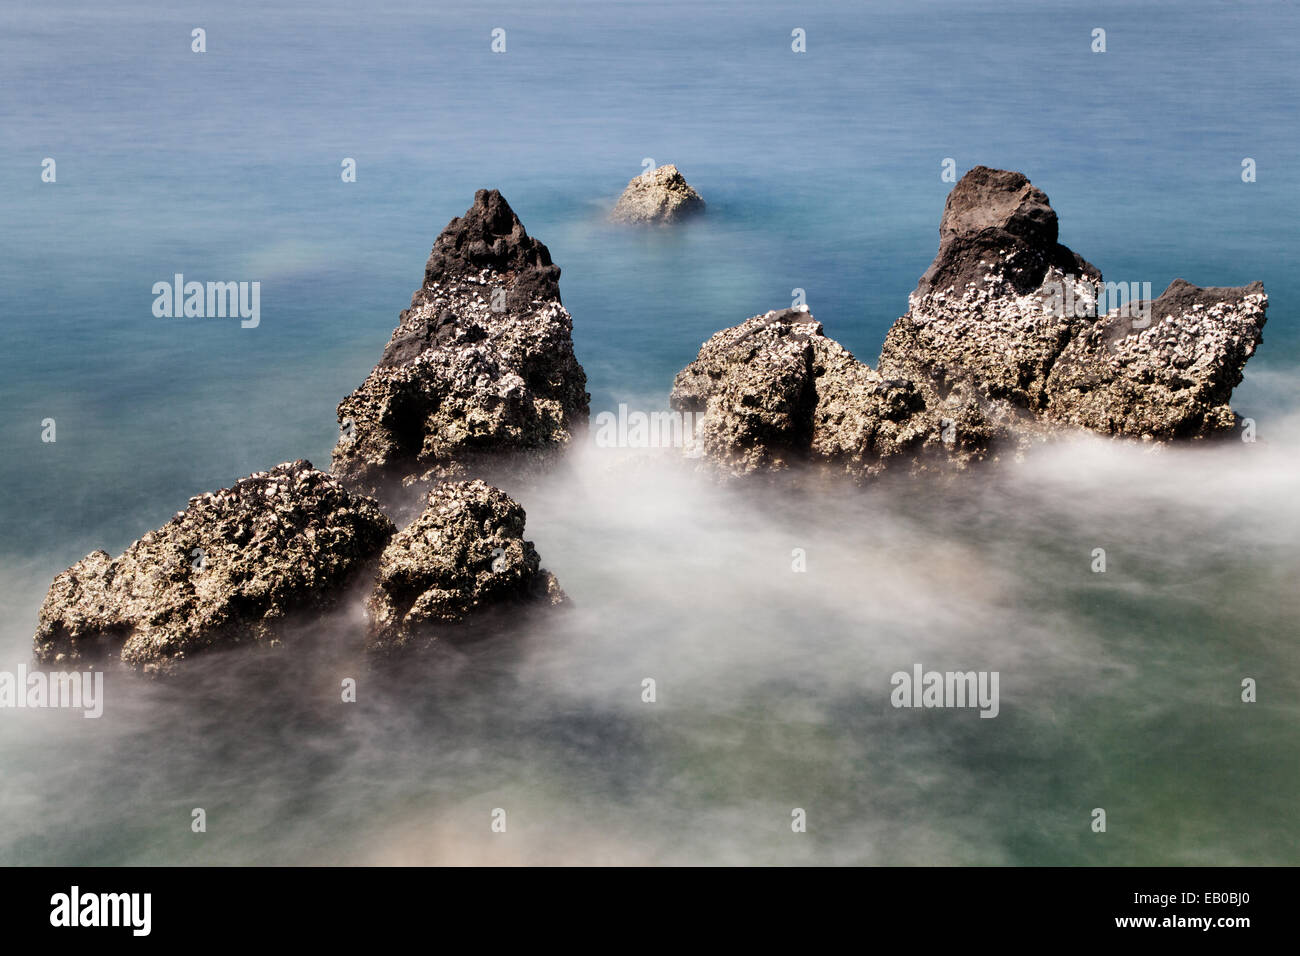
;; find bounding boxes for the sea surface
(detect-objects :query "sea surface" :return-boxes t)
[0,0,1296,864]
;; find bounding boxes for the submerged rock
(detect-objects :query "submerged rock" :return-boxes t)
[365,479,565,653]
[333,189,589,496]
[675,166,1267,478]
[33,461,395,674]
[610,164,705,224]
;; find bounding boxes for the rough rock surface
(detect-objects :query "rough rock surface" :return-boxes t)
[420,187,561,308]
[333,190,589,496]
[914,165,1098,299]
[34,461,395,674]
[882,166,1267,442]
[366,479,565,653]
[610,164,705,224]
[670,309,973,480]
[878,166,1104,422]
[1044,279,1268,438]
[675,166,1267,478]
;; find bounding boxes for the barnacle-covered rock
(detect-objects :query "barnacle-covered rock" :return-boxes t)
[34,461,395,674]
[332,190,588,496]
[610,164,705,224]
[365,480,565,653]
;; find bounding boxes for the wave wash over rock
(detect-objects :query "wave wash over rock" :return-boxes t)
[366,479,565,655]
[34,193,582,675]
[33,464,565,673]
[34,461,396,675]
[672,166,1268,480]
[332,189,590,496]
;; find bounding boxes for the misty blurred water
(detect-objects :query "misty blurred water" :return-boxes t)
[0,0,1296,864]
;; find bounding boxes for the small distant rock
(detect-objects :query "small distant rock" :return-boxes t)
[610,164,705,224]
[365,479,565,654]
[33,461,395,674]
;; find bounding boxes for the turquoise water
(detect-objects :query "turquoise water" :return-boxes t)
[1,0,1296,864]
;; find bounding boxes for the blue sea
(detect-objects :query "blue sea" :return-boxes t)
[1,0,1296,864]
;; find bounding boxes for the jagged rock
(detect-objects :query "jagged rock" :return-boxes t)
[1044,279,1268,438]
[333,190,588,496]
[33,461,395,674]
[670,310,822,474]
[669,309,981,480]
[879,166,1103,418]
[883,166,1266,443]
[915,165,1098,299]
[674,166,1267,478]
[610,164,705,224]
[419,187,561,308]
[365,479,565,653]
